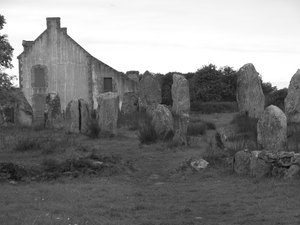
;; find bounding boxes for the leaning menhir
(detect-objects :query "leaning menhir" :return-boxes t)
[236,63,265,119]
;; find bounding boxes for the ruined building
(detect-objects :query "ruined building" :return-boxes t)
[17,17,137,124]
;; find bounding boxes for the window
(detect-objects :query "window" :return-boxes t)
[32,65,46,88]
[104,77,112,92]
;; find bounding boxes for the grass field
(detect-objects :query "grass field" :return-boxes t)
[1,113,300,225]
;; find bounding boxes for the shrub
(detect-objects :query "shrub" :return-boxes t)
[230,113,258,136]
[138,109,157,144]
[86,118,101,139]
[265,88,287,111]
[187,122,207,136]
[13,137,41,152]
[205,121,216,130]
[191,101,237,114]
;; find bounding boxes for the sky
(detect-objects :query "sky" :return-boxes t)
[1,0,300,88]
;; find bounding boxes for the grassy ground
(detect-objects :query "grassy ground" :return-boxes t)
[1,113,300,225]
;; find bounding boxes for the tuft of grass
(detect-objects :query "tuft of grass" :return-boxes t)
[138,109,158,144]
[13,137,41,152]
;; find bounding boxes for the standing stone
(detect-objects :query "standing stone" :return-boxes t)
[172,74,190,115]
[285,70,300,123]
[79,99,90,134]
[138,71,161,113]
[65,100,80,133]
[15,91,33,126]
[121,92,138,115]
[236,63,265,119]
[152,104,174,140]
[257,105,287,152]
[97,92,119,135]
[65,99,90,133]
[172,74,190,145]
[45,92,62,128]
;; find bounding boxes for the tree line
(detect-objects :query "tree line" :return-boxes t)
[158,64,287,111]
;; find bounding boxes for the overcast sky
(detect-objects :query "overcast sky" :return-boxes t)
[2,0,300,88]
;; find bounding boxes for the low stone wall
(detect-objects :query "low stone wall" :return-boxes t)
[234,150,300,179]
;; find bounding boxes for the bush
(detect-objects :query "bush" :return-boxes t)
[187,122,207,136]
[265,88,287,111]
[191,101,237,113]
[138,109,158,144]
[13,137,41,152]
[205,121,216,130]
[230,113,258,136]
[86,118,101,139]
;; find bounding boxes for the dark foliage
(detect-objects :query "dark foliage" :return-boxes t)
[191,101,238,113]
[0,15,13,70]
[265,88,288,111]
[187,122,207,136]
[161,72,175,105]
[189,64,238,103]
[231,114,258,136]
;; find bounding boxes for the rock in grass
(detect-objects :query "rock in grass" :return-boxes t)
[284,165,300,179]
[236,63,265,119]
[151,104,174,140]
[97,92,119,135]
[257,105,287,152]
[233,150,251,175]
[285,69,300,124]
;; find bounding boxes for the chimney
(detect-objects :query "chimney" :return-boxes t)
[46,17,61,29]
[22,40,33,51]
[61,27,67,34]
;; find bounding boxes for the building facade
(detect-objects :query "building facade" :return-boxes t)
[18,17,137,124]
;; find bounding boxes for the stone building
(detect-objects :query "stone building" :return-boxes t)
[17,17,137,124]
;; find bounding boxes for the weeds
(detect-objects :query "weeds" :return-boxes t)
[13,137,41,152]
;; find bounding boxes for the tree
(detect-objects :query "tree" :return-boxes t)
[0,15,13,70]
[0,14,15,105]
